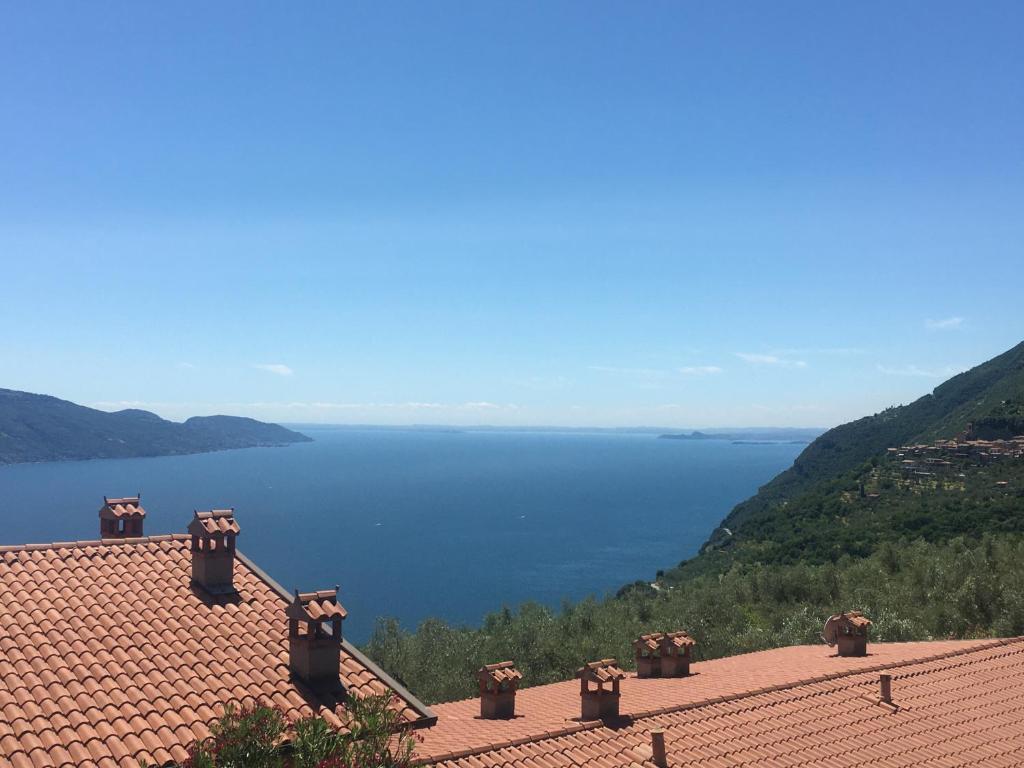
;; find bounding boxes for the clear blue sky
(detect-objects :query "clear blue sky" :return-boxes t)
[1,2,1022,428]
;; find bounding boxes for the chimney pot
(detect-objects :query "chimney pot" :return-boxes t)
[651,728,668,768]
[880,673,892,703]
[286,587,347,692]
[99,495,146,538]
[187,509,240,595]
[576,659,626,720]
[477,661,522,719]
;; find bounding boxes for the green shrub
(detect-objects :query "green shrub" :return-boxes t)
[156,694,416,768]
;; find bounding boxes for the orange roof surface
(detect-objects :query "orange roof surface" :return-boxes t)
[0,535,433,768]
[417,637,1024,766]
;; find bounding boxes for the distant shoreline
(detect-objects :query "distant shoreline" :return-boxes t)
[0,441,307,468]
[284,423,826,437]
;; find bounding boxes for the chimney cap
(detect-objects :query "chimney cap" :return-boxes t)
[634,633,664,653]
[99,496,146,519]
[188,508,240,536]
[576,659,626,683]
[662,630,696,649]
[823,611,872,642]
[287,586,348,622]
[478,661,522,686]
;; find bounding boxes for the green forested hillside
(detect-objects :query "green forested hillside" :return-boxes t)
[365,341,1024,704]
[368,535,1024,704]
[675,341,1024,573]
[673,340,1024,576]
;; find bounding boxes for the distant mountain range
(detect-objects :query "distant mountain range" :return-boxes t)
[0,388,311,464]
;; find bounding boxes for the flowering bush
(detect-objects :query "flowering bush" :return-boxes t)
[153,694,417,768]
[182,702,285,768]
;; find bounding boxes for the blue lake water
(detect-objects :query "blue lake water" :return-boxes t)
[0,427,802,641]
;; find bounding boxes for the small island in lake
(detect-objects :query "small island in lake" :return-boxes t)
[659,428,821,444]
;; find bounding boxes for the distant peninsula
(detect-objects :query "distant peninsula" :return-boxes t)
[0,388,311,464]
[659,428,821,444]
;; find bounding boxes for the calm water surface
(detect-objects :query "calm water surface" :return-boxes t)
[0,428,802,641]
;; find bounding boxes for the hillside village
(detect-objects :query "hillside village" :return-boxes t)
[884,435,1024,487]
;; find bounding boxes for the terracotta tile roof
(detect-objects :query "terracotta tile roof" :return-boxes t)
[416,637,1023,765]
[0,536,433,768]
[99,496,145,519]
[188,509,240,536]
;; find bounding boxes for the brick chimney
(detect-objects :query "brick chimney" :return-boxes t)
[822,611,872,657]
[576,659,626,720]
[477,661,522,719]
[660,630,696,677]
[187,509,240,595]
[634,633,664,678]
[99,495,145,538]
[286,587,347,691]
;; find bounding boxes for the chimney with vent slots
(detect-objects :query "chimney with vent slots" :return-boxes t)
[634,633,664,678]
[287,587,347,691]
[576,659,626,720]
[660,631,696,677]
[187,509,240,595]
[99,495,146,538]
[478,661,522,719]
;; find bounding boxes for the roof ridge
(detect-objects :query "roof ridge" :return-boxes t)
[0,533,191,554]
[414,637,1024,765]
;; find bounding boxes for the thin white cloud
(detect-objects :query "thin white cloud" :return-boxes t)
[678,366,723,375]
[770,347,866,357]
[517,375,571,391]
[735,353,807,368]
[176,362,196,370]
[749,403,828,413]
[590,364,723,383]
[736,353,780,364]
[925,317,964,331]
[252,363,294,376]
[876,363,963,379]
[588,365,666,378]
